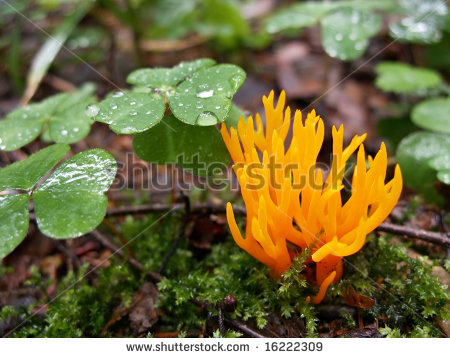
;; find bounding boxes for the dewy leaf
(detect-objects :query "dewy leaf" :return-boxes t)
[56,82,96,112]
[375,62,442,94]
[0,105,46,151]
[437,170,450,185]
[429,154,450,185]
[411,98,450,134]
[321,7,381,61]
[169,64,246,125]
[126,68,173,92]
[397,131,450,203]
[0,83,96,150]
[0,194,29,259]
[0,143,70,191]
[33,149,117,239]
[33,192,108,240]
[265,0,395,34]
[49,103,93,143]
[265,1,337,34]
[133,115,229,176]
[91,91,165,134]
[170,59,217,85]
[127,58,216,92]
[429,154,450,171]
[389,0,448,44]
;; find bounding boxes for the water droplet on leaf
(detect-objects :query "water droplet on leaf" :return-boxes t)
[197,111,219,125]
[86,104,100,117]
[196,89,214,98]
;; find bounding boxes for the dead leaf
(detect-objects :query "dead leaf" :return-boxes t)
[342,285,375,309]
[101,282,159,337]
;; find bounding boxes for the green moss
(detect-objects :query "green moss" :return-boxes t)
[157,240,318,335]
[333,236,450,337]
[2,213,448,338]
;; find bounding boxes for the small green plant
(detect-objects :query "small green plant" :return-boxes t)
[265,0,449,61]
[0,58,244,257]
[0,144,117,258]
[89,58,245,175]
[0,83,97,151]
[373,61,450,204]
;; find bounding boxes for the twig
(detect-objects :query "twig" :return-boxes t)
[106,202,246,216]
[44,74,77,92]
[224,318,266,338]
[52,240,81,268]
[376,222,450,248]
[105,203,450,248]
[102,218,136,259]
[140,35,208,52]
[218,307,225,337]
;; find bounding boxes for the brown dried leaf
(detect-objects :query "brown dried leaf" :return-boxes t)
[101,282,159,337]
[342,285,375,309]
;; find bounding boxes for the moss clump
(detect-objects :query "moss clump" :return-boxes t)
[332,236,450,337]
[2,262,142,337]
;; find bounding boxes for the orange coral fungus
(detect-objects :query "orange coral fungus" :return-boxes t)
[220,90,403,304]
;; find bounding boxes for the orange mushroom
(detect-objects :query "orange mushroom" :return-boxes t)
[221,90,403,303]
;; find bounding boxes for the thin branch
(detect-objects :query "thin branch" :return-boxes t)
[224,318,266,338]
[376,222,450,248]
[105,203,450,248]
[102,218,136,259]
[218,307,225,336]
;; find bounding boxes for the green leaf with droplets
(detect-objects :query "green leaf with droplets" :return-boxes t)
[375,62,442,94]
[397,131,450,204]
[429,154,450,185]
[127,58,216,93]
[321,7,381,61]
[265,2,336,34]
[33,149,117,239]
[265,0,394,34]
[436,170,450,185]
[0,83,96,150]
[429,154,450,172]
[133,115,229,176]
[411,98,450,134]
[169,64,246,126]
[90,91,166,134]
[0,194,29,259]
[49,103,93,143]
[127,68,174,93]
[0,143,70,191]
[0,108,45,151]
[389,0,448,44]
